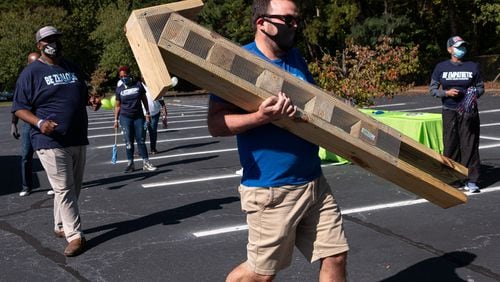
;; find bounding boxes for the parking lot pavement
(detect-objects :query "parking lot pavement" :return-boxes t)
[1,93,499,281]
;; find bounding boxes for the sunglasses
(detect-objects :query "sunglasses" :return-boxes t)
[262,14,299,28]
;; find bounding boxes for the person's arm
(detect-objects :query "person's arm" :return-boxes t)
[113,100,121,129]
[429,79,445,98]
[15,109,57,135]
[207,92,297,137]
[141,93,151,122]
[474,63,485,97]
[11,113,20,139]
[429,79,460,98]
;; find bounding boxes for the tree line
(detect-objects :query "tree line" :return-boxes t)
[0,0,498,103]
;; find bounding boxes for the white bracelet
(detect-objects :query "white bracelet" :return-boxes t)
[36,119,44,129]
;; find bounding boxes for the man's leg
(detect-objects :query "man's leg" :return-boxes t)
[319,253,347,282]
[20,123,33,194]
[37,148,83,241]
[458,111,481,183]
[149,113,160,152]
[442,109,460,161]
[295,176,349,281]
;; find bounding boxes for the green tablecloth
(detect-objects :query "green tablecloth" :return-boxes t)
[320,109,443,163]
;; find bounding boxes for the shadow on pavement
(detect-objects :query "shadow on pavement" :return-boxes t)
[380,251,477,282]
[83,196,240,250]
[479,163,500,188]
[0,155,45,196]
[164,140,220,153]
[82,169,171,190]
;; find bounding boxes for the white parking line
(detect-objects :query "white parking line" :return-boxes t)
[114,148,238,164]
[88,125,207,138]
[399,106,441,112]
[95,135,214,149]
[88,119,207,131]
[167,103,208,109]
[480,143,500,149]
[368,103,410,108]
[192,186,500,237]
[480,136,500,141]
[143,174,241,188]
[481,122,500,127]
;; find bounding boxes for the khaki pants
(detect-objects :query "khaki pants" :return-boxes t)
[239,175,349,275]
[37,146,86,242]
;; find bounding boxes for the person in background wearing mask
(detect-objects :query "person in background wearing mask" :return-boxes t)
[207,0,349,281]
[429,36,485,193]
[113,66,158,173]
[12,26,101,256]
[141,77,167,155]
[11,52,54,197]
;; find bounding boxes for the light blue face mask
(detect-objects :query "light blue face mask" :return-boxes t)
[121,76,131,86]
[452,46,467,59]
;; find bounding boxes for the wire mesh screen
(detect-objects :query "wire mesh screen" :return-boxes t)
[229,55,262,85]
[145,12,173,42]
[184,31,214,60]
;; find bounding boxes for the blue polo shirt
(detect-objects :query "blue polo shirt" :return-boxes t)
[116,81,146,119]
[11,59,89,150]
[211,42,321,187]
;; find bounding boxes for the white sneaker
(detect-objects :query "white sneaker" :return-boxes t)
[19,190,31,197]
[47,190,55,195]
[235,168,243,176]
[465,182,480,193]
[143,161,158,171]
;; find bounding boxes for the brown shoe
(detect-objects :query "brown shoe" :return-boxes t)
[54,230,65,238]
[64,237,86,257]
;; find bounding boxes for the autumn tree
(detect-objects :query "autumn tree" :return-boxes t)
[309,37,419,107]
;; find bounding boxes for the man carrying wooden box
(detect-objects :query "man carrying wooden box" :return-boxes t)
[207,1,349,281]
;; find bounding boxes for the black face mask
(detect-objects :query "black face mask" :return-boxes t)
[42,41,63,58]
[262,20,296,51]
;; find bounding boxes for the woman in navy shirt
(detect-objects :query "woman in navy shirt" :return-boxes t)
[113,66,157,173]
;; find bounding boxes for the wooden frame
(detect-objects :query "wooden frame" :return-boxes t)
[125,3,468,208]
[125,0,203,100]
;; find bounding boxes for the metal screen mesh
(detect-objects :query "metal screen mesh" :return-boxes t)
[184,31,214,59]
[230,55,262,85]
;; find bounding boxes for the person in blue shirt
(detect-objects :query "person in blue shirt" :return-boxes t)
[11,52,55,197]
[11,26,101,257]
[429,36,484,193]
[207,0,349,281]
[113,66,157,172]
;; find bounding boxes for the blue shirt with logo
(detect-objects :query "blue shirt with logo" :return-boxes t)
[430,60,484,109]
[115,81,146,118]
[11,59,89,150]
[211,42,321,187]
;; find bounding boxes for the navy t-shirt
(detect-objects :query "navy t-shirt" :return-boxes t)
[431,60,483,109]
[115,82,146,119]
[210,42,321,187]
[11,59,89,150]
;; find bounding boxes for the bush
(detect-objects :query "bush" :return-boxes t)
[309,37,419,107]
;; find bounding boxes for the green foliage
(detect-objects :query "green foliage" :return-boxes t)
[299,1,359,58]
[90,0,135,89]
[0,0,498,92]
[0,6,69,91]
[198,0,254,45]
[350,14,414,46]
[309,37,420,107]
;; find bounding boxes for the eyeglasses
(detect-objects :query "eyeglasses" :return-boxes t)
[262,14,299,28]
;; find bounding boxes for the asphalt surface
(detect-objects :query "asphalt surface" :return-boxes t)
[1,92,499,282]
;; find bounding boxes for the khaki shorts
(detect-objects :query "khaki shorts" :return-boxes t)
[239,175,349,275]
